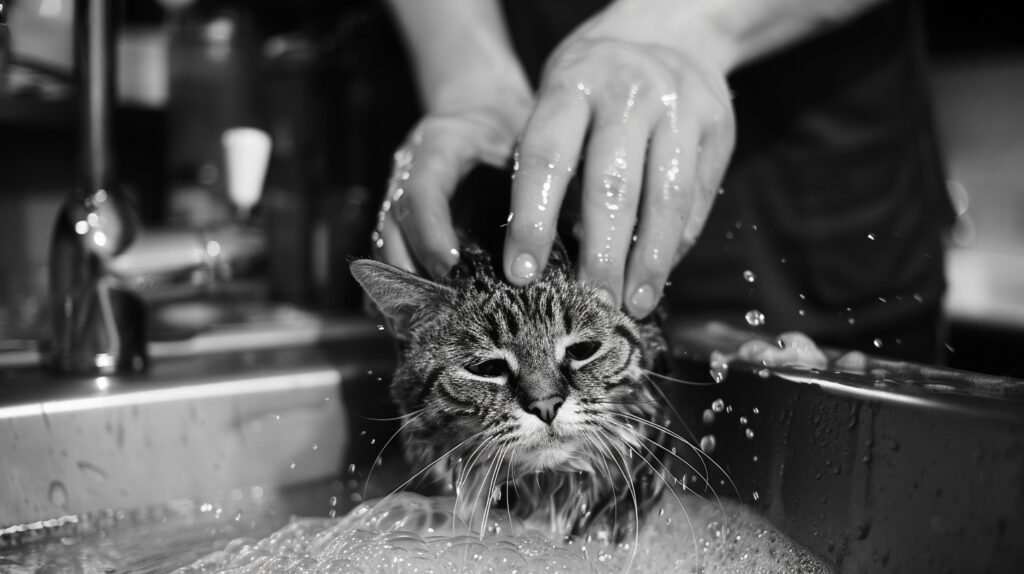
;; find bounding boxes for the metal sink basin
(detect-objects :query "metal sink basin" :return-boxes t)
[665,320,1024,574]
[0,310,399,557]
[2,312,1023,573]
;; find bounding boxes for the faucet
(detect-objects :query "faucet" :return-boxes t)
[48,0,148,375]
[47,0,269,375]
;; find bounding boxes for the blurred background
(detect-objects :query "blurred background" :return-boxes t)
[0,0,1021,375]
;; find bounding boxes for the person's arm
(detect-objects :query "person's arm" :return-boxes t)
[378,0,533,277]
[385,0,529,113]
[503,0,887,317]
[576,0,886,72]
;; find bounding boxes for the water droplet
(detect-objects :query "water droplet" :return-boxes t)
[48,481,68,507]
[702,409,715,424]
[289,461,296,469]
[699,435,717,454]
[311,442,319,451]
[233,509,243,522]
[745,428,755,439]
[742,270,756,283]
[867,233,876,240]
[377,324,385,331]
[709,359,729,383]
[739,416,748,425]
[873,338,883,348]
[848,317,856,325]
[711,398,725,413]
[745,309,765,327]
[752,491,760,501]
[758,368,770,379]
[77,461,108,482]
[752,407,760,414]
[348,463,357,474]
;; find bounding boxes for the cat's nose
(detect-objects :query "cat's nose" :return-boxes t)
[527,395,564,425]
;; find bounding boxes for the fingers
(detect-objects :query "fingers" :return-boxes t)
[623,85,734,317]
[504,88,589,285]
[395,137,462,279]
[623,118,700,317]
[373,123,470,279]
[576,106,651,305]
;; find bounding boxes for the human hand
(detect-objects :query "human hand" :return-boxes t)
[502,4,736,318]
[373,98,532,279]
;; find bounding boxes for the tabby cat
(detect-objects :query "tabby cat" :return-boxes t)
[350,242,672,541]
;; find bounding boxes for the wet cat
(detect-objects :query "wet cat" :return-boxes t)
[350,242,673,541]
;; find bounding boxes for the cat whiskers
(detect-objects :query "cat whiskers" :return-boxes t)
[597,418,700,558]
[453,435,512,535]
[588,431,641,573]
[503,442,522,538]
[373,430,487,518]
[477,443,512,537]
[641,369,718,386]
[362,409,427,500]
[615,411,740,502]
[357,407,427,422]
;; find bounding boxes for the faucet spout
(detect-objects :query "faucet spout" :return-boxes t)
[48,0,147,374]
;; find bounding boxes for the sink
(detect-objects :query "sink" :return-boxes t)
[665,319,1024,573]
[2,313,1023,572]
[0,312,399,552]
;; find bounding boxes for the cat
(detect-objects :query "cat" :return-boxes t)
[350,242,673,542]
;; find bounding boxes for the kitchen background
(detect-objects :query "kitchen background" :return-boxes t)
[0,0,1021,375]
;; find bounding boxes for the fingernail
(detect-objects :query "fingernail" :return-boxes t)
[511,253,537,281]
[629,284,657,316]
[596,288,617,307]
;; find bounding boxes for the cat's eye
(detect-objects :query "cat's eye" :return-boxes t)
[465,358,510,378]
[565,341,601,362]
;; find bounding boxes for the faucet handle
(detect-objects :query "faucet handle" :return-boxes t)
[222,127,272,220]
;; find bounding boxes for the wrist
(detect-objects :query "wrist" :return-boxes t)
[582,0,742,73]
[602,0,884,71]
[426,66,533,118]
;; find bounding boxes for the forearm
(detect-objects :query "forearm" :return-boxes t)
[588,0,887,72]
[385,0,531,112]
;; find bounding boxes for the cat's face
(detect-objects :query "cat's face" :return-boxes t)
[351,246,664,479]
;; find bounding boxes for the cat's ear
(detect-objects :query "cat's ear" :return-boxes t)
[350,259,455,338]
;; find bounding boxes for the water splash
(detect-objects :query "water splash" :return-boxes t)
[744,310,765,327]
[174,492,826,574]
[699,435,717,454]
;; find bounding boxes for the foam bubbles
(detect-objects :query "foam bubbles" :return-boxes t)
[176,492,828,574]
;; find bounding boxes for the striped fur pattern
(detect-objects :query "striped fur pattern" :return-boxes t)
[350,244,670,541]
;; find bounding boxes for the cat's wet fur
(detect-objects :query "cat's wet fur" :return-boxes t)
[350,241,671,542]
